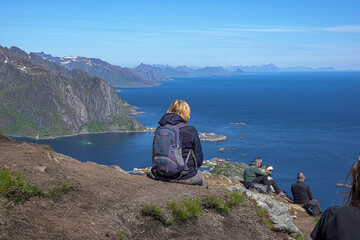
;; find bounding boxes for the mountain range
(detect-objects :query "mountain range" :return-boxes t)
[134,63,243,78]
[36,52,172,88]
[35,52,337,81]
[0,45,145,138]
[134,63,336,78]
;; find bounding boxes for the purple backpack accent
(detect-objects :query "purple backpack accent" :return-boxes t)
[152,122,189,177]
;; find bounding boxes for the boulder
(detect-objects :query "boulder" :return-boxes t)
[228,186,302,235]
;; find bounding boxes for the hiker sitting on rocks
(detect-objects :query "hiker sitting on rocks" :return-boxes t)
[150,100,205,186]
[311,154,360,239]
[243,158,269,190]
[291,172,322,215]
[254,165,283,195]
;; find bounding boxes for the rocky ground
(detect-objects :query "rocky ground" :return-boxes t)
[0,134,315,239]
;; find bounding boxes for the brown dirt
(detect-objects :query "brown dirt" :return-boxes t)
[0,135,309,239]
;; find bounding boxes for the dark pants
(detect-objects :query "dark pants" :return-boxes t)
[308,199,322,211]
[253,175,281,194]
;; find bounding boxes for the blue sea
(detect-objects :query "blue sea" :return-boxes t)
[17,72,360,209]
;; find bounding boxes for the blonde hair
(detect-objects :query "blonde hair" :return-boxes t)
[167,100,191,122]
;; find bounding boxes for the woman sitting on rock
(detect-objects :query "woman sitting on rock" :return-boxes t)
[311,155,360,239]
[150,100,205,186]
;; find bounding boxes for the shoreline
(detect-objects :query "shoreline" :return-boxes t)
[8,128,155,140]
[8,128,227,142]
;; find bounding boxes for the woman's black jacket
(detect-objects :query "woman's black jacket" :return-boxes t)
[158,113,204,180]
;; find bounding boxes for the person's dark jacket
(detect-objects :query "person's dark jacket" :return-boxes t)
[158,113,203,180]
[291,180,313,204]
[311,205,360,240]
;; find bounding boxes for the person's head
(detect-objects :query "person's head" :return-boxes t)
[166,100,191,122]
[297,172,305,182]
[266,165,274,174]
[345,155,360,208]
[254,158,263,168]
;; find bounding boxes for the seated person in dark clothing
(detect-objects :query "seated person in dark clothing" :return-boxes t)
[253,165,282,195]
[311,155,360,240]
[291,172,322,211]
[150,100,205,186]
[243,158,269,189]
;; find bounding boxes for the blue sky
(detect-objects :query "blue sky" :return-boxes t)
[1,0,359,69]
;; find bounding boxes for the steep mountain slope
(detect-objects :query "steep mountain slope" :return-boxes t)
[0,45,144,138]
[36,52,171,87]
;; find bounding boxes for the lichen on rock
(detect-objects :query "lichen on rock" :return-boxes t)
[228,186,302,235]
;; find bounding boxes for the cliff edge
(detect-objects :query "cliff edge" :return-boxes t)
[0,134,312,239]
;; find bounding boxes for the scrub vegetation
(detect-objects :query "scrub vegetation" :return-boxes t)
[0,167,72,204]
[140,191,248,226]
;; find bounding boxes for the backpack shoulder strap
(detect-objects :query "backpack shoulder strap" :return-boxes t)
[177,122,187,129]
[185,149,198,171]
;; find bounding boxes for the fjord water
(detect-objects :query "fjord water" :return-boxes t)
[21,72,360,209]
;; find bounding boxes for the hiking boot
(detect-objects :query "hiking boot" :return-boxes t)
[278,191,286,197]
[145,171,156,179]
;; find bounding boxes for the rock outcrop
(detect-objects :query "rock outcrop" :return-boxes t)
[198,132,227,142]
[228,186,302,235]
[205,160,304,236]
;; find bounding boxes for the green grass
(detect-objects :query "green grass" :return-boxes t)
[141,191,245,226]
[168,197,202,222]
[0,167,43,203]
[46,183,72,200]
[202,195,229,214]
[202,192,244,214]
[256,208,266,216]
[295,234,307,240]
[117,230,128,240]
[225,191,244,208]
[255,206,274,230]
[0,167,72,204]
[261,217,274,230]
[313,215,321,225]
[140,203,166,223]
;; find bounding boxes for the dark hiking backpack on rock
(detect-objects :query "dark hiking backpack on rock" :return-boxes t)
[152,123,190,177]
[303,203,322,216]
